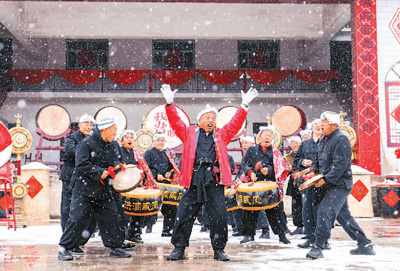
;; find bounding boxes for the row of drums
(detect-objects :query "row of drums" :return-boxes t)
[117,165,280,217]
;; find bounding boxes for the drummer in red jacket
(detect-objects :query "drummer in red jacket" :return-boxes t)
[161,84,258,261]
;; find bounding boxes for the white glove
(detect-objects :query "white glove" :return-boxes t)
[160,84,178,104]
[241,87,258,106]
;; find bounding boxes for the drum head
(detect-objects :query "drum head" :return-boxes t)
[217,106,246,139]
[113,165,142,193]
[299,174,324,192]
[95,106,127,136]
[339,125,357,148]
[122,187,162,198]
[237,181,277,192]
[145,104,190,149]
[272,105,306,137]
[36,105,71,137]
[134,129,154,154]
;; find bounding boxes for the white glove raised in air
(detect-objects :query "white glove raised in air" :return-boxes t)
[160,84,178,104]
[241,87,258,106]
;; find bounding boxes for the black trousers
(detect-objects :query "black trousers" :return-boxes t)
[171,184,228,250]
[161,204,177,233]
[291,191,303,228]
[315,187,369,247]
[243,204,287,237]
[59,191,125,250]
[60,180,72,232]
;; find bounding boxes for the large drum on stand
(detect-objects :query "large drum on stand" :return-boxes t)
[217,106,247,140]
[36,104,71,139]
[236,181,280,210]
[272,105,306,137]
[121,187,162,216]
[95,106,127,136]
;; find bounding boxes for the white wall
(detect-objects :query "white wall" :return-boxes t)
[377,2,400,175]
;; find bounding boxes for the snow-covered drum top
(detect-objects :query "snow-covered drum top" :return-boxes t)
[216,106,246,140]
[145,104,190,149]
[272,105,306,137]
[95,106,127,136]
[36,105,71,137]
[0,122,12,167]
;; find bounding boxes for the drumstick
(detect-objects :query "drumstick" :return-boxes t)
[293,168,311,184]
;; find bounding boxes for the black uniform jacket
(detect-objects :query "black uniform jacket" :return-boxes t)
[71,126,120,199]
[241,144,275,181]
[144,147,173,184]
[311,129,353,190]
[60,130,86,181]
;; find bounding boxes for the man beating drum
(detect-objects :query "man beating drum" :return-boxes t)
[239,126,290,244]
[160,84,258,261]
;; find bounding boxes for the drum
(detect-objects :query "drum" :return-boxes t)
[339,125,357,148]
[36,105,71,138]
[283,153,294,168]
[158,183,184,205]
[95,106,127,136]
[112,165,143,193]
[121,187,162,216]
[225,186,239,211]
[272,105,306,137]
[217,106,247,140]
[236,181,280,211]
[145,104,190,149]
[299,174,324,192]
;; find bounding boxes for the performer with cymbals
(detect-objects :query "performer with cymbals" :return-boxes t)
[305,111,375,259]
[161,84,258,261]
[239,126,290,244]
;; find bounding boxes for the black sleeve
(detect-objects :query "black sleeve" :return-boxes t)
[75,141,104,181]
[62,134,78,162]
[144,149,158,178]
[242,147,255,177]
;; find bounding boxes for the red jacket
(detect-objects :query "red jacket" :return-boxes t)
[166,103,248,188]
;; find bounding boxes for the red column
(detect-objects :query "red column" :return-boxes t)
[352,0,381,174]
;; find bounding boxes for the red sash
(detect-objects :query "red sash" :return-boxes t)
[165,149,181,185]
[133,148,157,189]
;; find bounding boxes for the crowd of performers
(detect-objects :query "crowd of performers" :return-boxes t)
[58,84,375,261]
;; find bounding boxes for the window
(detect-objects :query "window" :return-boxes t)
[153,40,195,70]
[0,38,13,70]
[66,39,109,70]
[238,40,280,70]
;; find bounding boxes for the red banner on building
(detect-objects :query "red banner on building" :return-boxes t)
[353,0,380,174]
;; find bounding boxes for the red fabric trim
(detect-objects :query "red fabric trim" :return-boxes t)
[199,70,243,85]
[293,70,339,84]
[152,70,196,85]
[246,70,291,84]
[5,69,53,84]
[104,70,150,85]
[56,70,101,85]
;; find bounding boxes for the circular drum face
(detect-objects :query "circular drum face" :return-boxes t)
[272,105,306,137]
[95,106,127,136]
[216,106,247,139]
[36,105,71,137]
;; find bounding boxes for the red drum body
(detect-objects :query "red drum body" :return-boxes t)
[122,187,162,216]
[272,105,306,137]
[236,181,280,211]
[158,183,184,205]
[225,186,239,211]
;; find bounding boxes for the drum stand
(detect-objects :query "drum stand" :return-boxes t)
[34,128,71,173]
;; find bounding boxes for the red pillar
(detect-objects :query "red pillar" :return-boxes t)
[352,0,381,175]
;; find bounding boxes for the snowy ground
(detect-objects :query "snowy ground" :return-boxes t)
[1,217,399,271]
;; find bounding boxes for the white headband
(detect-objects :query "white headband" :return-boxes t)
[196,104,218,122]
[240,135,255,144]
[153,133,166,140]
[120,129,136,140]
[259,125,275,134]
[287,136,301,143]
[300,130,312,138]
[97,118,115,130]
[79,114,95,124]
[320,111,340,125]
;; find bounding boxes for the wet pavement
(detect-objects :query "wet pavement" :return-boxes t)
[1,217,400,271]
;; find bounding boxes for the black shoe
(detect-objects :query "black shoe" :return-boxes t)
[213,249,230,261]
[58,247,73,261]
[240,235,254,244]
[232,232,244,237]
[166,247,186,261]
[279,236,291,244]
[161,231,172,237]
[322,241,331,250]
[68,247,84,256]
[298,239,314,249]
[301,235,309,239]
[128,235,144,244]
[146,225,153,234]
[306,245,324,259]
[109,247,132,258]
[259,229,270,239]
[290,227,304,235]
[350,244,375,255]
[121,242,136,249]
